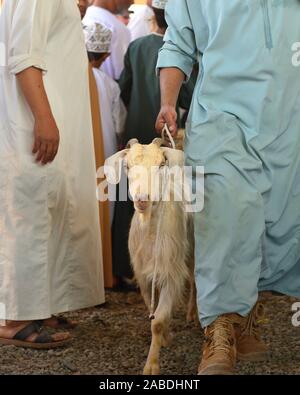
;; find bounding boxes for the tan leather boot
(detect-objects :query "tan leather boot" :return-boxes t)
[198,314,239,375]
[235,302,269,362]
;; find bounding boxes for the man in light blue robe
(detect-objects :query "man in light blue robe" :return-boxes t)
[156,0,300,375]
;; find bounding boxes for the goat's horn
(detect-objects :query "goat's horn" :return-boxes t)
[152,138,163,147]
[126,138,139,148]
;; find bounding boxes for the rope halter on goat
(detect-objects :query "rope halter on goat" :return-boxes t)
[149,124,177,320]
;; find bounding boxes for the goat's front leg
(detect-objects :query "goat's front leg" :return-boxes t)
[143,287,173,375]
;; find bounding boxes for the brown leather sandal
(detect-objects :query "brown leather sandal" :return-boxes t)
[0,321,72,349]
[42,316,78,330]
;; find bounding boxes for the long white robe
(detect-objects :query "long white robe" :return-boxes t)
[0,0,105,321]
[83,6,131,80]
[128,5,154,42]
[93,68,126,160]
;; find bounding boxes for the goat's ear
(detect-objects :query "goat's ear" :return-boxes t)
[152,138,163,147]
[104,149,129,184]
[162,148,185,167]
[126,138,139,148]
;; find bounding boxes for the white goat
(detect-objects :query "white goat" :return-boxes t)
[105,138,196,375]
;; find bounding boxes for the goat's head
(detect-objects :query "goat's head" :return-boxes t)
[104,138,184,214]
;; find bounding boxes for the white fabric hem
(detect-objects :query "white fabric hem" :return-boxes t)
[1,296,106,321]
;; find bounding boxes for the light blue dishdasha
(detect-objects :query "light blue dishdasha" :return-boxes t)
[157,0,300,327]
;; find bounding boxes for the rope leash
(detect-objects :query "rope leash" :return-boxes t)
[149,124,176,320]
[162,123,176,149]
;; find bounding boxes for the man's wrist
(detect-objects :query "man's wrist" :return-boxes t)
[33,110,54,121]
[161,103,176,109]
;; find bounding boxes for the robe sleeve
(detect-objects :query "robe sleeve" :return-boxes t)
[8,0,61,75]
[110,27,131,80]
[157,0,198,80]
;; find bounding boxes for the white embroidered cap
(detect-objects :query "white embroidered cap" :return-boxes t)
[152,0,168,9]
[83,22,112,53]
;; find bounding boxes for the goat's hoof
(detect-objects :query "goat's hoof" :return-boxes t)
[143,363,160,375]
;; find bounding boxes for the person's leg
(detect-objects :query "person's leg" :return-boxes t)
[195,164,265,328]
[195,161,266,374]
[258,148,300,298]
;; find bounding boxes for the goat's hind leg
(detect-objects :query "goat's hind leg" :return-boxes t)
[186,278,198,323]
[139,282,151,311]
[143,288,173,375]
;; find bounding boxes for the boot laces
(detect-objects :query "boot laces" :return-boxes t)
[243,302,266,339]
[205,316,234,357]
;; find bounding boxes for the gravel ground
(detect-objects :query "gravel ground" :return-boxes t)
[0,291,299,375]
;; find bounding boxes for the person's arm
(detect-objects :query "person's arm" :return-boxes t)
[155,67,185,136]
[7,0,62,165]
[155,0,198,136]
[17,67,59,164]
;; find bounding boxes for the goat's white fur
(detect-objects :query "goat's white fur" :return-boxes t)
[105,138,196,375]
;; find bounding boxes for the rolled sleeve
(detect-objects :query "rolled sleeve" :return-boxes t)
[9,55,47,75]
[156,0,198,80]
[157,42,195,81]
[8,0,61,75]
